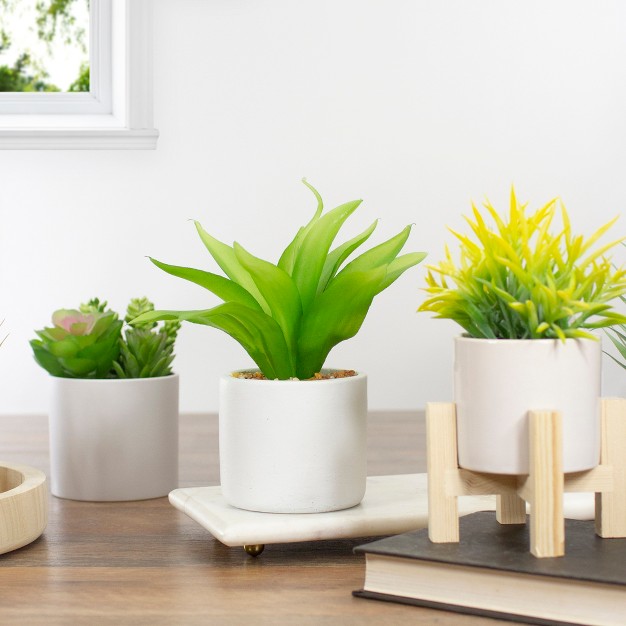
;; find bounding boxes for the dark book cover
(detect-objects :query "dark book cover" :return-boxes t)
[353,512,626,626]
[355,511,626,585]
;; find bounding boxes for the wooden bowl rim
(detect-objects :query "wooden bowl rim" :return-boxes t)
[0,463,47,500]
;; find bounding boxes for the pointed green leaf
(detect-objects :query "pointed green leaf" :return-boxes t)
[318,219,378,293]
[278,179,325,274]
[292,198,363,312]
[132,303,294,379]
[338,224,413,276]
[149,257,262,311]
[376,251,427,293]
[194,221,270,314]
[605,351,626,371]
[234,242,302,372]
[278,226,305,275]
[111,361,126,378]
[606,329,626,361]
[297,266,386,378]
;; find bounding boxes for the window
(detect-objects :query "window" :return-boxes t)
[0,0,158,149]
[0,0,90,96]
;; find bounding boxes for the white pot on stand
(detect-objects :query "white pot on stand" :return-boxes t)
[219,370,367,513]
[454,337,601,475]
[49,374,179,501]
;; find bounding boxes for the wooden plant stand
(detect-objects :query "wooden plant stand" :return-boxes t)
[426,398,626,558]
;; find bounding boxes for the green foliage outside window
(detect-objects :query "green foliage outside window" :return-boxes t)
[0,0,88,92]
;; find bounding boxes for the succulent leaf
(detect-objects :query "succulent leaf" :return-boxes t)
[31,297,178,379]
[115,297,179,378]
[30,302,122,378]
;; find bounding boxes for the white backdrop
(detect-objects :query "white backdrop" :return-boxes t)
[2,0,626,414]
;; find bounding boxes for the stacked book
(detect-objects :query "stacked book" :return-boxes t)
[355,512,626,626]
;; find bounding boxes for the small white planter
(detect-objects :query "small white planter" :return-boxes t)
[219,370,367,513]
[49,375,179,501]
[454,337,601,475]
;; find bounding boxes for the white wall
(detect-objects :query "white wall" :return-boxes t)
[2,0,626,414]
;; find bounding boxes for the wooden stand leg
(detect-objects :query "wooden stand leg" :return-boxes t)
[426,398,625,554]
[528,410,564,558]
[596,398,626,538]
[496,493,526,524]
[426,403,459,543]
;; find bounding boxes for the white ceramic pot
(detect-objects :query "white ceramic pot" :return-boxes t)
[219,370,367,513]
[454,337,601,475]
[49,375,179,501]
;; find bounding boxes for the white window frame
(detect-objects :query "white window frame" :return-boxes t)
[0,0,158,149]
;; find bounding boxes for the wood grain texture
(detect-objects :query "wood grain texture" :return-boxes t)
[0,463,47,554]
[528,410,564,558]
[495,492,526,524]
[596,397,626,538]
[426,402,459,543]
[0,411,512,626]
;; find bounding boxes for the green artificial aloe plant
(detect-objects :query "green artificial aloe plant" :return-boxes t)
[419,189,626,339]
[31,297,178,379]
[132,180,426,380]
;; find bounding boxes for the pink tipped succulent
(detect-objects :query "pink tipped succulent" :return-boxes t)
[52,309,98,336]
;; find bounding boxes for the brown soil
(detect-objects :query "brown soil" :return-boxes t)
[231,369,357,381]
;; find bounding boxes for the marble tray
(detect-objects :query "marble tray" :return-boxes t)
[168,473,596,549]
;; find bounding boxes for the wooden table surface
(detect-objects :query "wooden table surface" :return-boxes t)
[0,411,509,626]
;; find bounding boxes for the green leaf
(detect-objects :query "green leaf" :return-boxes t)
[606,328,626,361]
[79,334,120,363]
[30,341,66,377]
[234,242,302,372]
[111,361,126,378]
[91,311,120,337]
[376,251,427,293]
[48,337,81,358]
[149,257,263,311]
[297,267,387,378]
[36,327,66,342]
[318,219,378,293]
[194,221,270,314]
[58,357,99,377]
[292,198,362,312]
[605,351,626,371]
[277,179,325,274]
[132,304,294,379]
[338,224,413,276]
